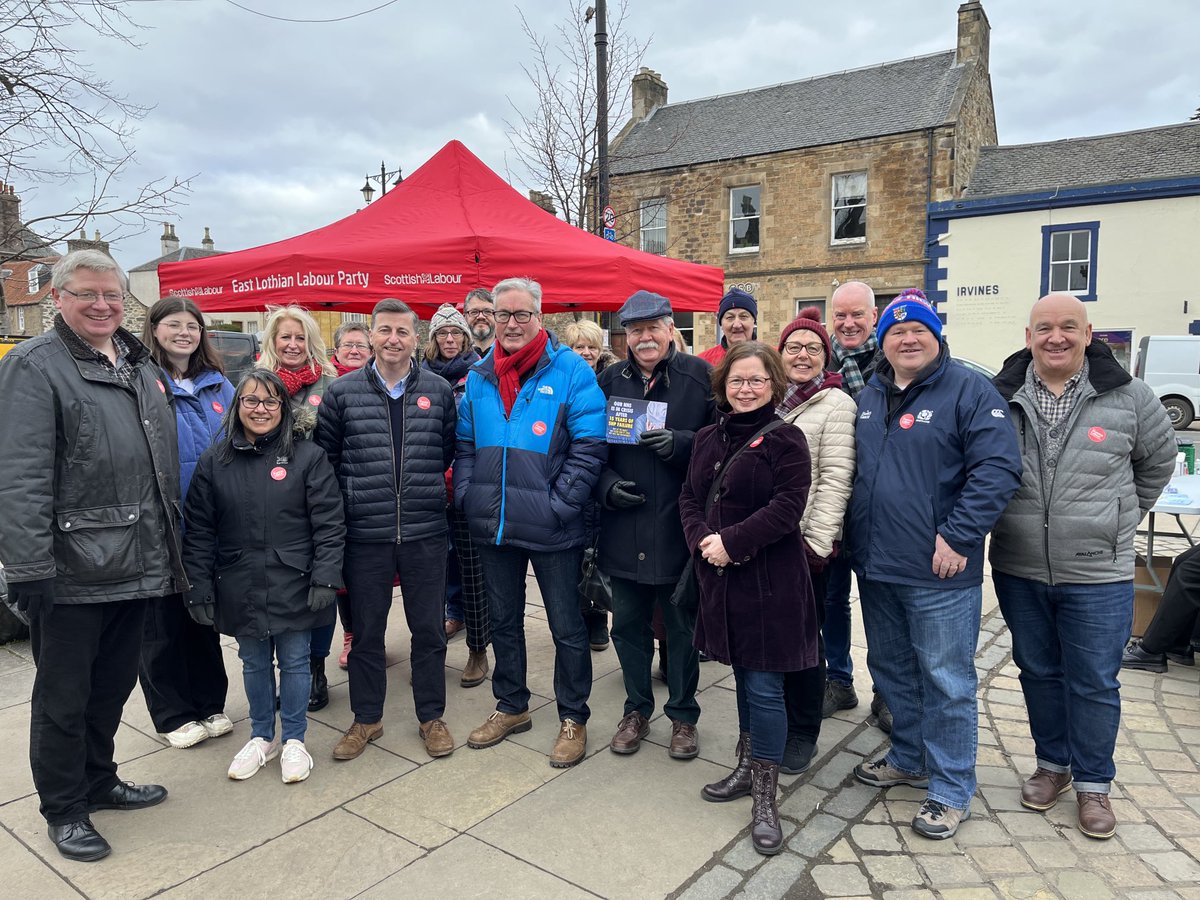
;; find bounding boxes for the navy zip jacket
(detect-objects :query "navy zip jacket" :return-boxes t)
[847,347,1022,588]
[454,330,607,551]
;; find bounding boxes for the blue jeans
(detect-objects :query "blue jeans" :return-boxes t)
[859,577,980,811]
[823,553,854,685]
[237,630,311,744]
[994,573,1132,793]
[476,543,591,724]
[734,667,787,764]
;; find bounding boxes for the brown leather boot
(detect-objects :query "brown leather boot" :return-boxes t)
[332,721,383,761]
[750,759,783,856]
[419,719,455,758]
[701,732,752,803]
[610,711,651,754]
[1077,791,1117,839]
[467,710,532,749]
[461,651,489,688]
[549,719,587,768]
[1021,767,1073,810]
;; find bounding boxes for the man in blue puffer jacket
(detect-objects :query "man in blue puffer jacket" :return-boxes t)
[456,277,607,768]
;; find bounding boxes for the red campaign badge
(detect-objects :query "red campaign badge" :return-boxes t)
[750,436,764,448]
[308,395,322,406]
[417,396,431,410]
[1088,426,1107,443]
[156,379,166,394]
[211,401,224,414]
[270,466,287,481]
[532,420,547,436]
[899,414,915,430]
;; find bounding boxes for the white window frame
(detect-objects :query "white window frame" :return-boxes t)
[27,265,38,294]
[729,186,761,254]
[17,308,26,331]
[831,172,867,245]
[639,198,667,255]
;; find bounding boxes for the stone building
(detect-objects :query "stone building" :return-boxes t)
[606,1,996,350]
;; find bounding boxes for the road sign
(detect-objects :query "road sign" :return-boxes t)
[602,205,616,230]
[603,227,616,241]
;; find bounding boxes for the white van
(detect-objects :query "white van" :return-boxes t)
[1134,335,1200,428]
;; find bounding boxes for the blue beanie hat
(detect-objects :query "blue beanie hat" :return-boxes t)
[877,289,942,342]
[718,288,757,322]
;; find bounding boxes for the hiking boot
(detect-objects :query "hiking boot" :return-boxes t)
[610,711,650,754]
[332,721,383,760]
[1121,639,1167,673]
[822,680,858,717]
[461,650,489,688]
[419,718,455,758]
[1077,791,1117,839]
[749,760,783,855]
[870,691,893,734]
[228,737,280,780]
[280,740,313,783]
[702,732,752,802]
[467,710,532,749]
[780,733,816,775]
[338,631,353,670]
[1021,767,1073,810]
[912,798,969,839]
[165,721,208,749]
[549,719,586,768]
[853,758,929,789]
[308,656,329,712]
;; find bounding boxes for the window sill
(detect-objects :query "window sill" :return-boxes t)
[830,239,867,249]
[728,247,760,256]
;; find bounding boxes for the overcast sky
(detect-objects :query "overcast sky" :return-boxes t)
[19,0,1199,271]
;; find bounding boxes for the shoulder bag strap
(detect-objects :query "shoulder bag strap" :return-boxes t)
[704,418,787,512]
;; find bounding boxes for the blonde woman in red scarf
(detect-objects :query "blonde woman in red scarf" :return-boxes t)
[256,304,338,711]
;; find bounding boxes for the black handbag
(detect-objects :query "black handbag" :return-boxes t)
[578,540,612,612]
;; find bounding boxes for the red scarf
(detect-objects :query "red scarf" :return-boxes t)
[492,329,548,416]
[277,362,322,397]
[332,357,358,377]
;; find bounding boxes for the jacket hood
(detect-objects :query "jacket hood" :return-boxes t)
[993,340,1130,401]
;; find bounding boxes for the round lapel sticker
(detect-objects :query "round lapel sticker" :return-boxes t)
[308,395,322,406]
[156,379,166,394]
[532,420,547,436]
[750,436,764,448]
[417,396,431,410]
[211,401,224,414]
[270,466,287,481]
[899,414,915,430]
[1088,426,1107,443]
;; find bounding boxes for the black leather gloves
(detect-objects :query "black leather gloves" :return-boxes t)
[638,429,674,460]
[308,585,337,612]
[10,577,55,622]
[608,480,646,509]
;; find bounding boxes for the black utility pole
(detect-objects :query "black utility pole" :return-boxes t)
[594,0,609,235]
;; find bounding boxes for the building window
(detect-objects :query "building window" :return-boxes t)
[729,186,760,253]
[673,312,694,352]
[27,266,39,294]
[1040,221,1099,301]
[831,172,867,244]
[18,308,26,332]
[639,199,666,255]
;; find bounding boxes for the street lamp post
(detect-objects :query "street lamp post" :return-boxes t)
[586,1,609,236]
[360,160,404,204]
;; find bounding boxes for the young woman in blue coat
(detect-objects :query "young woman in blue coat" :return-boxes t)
[136,295,236,751]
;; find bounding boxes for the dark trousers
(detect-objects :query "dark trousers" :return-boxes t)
[344,537,447,724]
[610,575,700,725]
[1142,543,1200,654]
[450,508,490,652]
[30,599,148,826]
[138,595,228,733]
[785,567,829,744]
[823,552,854,685]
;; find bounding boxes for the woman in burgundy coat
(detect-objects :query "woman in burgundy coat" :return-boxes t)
[679,341,817,857]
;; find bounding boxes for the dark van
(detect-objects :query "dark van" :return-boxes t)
[207,330,260,384]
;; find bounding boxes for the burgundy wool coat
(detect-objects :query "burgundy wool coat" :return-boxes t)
[679,404,819,672]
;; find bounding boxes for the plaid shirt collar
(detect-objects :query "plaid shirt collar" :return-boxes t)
[54,315,140,386]
[1028,358,1088,425]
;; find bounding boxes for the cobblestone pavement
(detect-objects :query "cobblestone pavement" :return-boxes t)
[0,571,1197,898]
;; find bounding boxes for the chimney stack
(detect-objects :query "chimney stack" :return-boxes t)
[956,1,990,72]
[527,191,557,215]
[631,68,668,124]
[67,226,111,257]
[161,222,180,257]
[201,226,214,250]
[0,181,24,258]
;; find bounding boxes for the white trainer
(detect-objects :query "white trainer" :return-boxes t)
[228,737,280,780]
[280,740,314,784]
[165,721,209,749]
[201,713,234,738]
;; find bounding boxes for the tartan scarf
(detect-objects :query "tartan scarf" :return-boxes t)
[833,334,878,399]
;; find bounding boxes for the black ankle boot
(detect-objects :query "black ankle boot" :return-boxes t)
[750,759,783,855]
[701,732,752,802]
[308,656,329,712]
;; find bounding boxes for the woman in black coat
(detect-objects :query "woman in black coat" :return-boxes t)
[183,370,345,785]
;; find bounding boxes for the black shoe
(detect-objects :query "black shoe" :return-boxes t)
[870,691,893,734]
[821,681,858,718]
[48,819,111,862]
[1122,639,1167,673]
[1166,646,1196,666]
[780,733,816,775]
[309,656,329,712]
[88,781,168,812]
[698,649,712,662]
[587,616,610,652]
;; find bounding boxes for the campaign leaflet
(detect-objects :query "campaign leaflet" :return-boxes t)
[606,397,668,444]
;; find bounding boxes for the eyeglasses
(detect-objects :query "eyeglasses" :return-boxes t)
[61,288,125,304]
[783,342,825,357]
[465,308,495,319]
[239,396,282,411]
[160,321,202,334]
[494,310,537,324]
[338,342,369,351]
[434,330,462,340]
[727,376,770,390]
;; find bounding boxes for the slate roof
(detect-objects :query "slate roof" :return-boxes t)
[609,51,969,175]
[129,246,224,273]
[964,121,1200,198]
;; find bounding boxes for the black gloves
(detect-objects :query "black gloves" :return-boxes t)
[187,597,215,628]
[637,428,674,460]
[308,585,337,612]
[11,577,55,622]
[608,480,646,509]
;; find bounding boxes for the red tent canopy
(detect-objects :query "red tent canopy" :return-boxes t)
[159,140,724,315]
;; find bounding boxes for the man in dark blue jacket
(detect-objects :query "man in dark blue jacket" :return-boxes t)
[456,277,607,768]
[847,290,1021,840]
[316,299,457,762]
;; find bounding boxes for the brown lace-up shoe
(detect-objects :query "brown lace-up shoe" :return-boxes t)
[461,651,489,688]
[549,719,586,768]
[419,719,455,758]
[609,712,650,754]
[332,721,383,760]
[1077,792,1117,839]
[467,710,532,749]
[1020,767,1073,810]
[668,720,699,760]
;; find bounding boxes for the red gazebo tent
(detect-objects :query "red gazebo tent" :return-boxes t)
[159,140,724,315]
